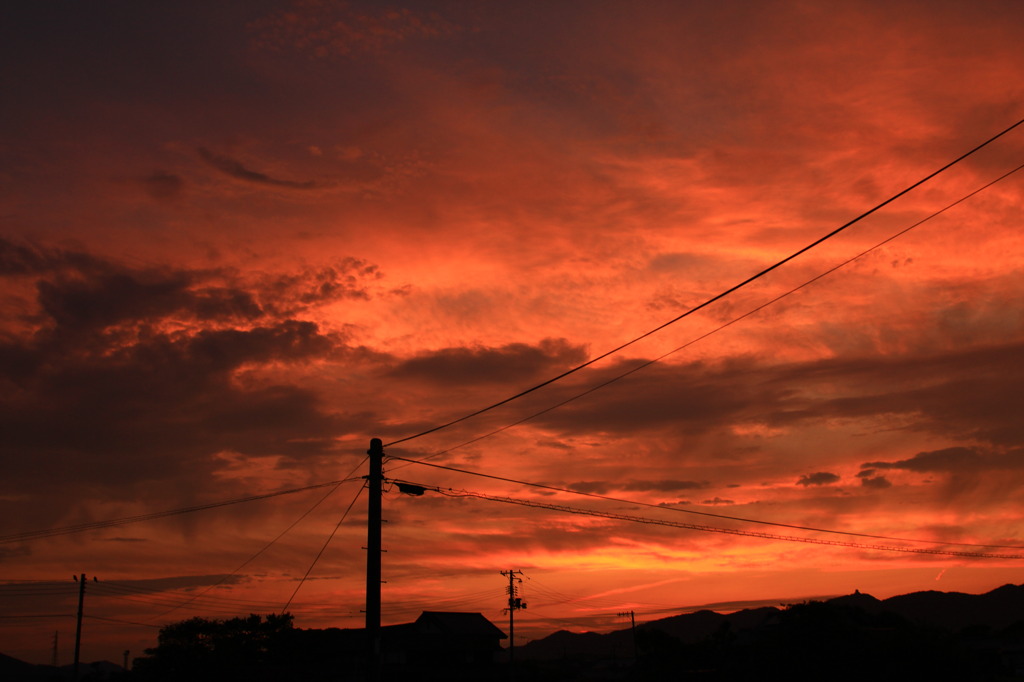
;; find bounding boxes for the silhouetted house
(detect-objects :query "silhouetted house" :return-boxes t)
[286,611,506,678]
[387,611,507,665]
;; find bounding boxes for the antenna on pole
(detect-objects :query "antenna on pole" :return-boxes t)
[500,570,527,668]
[617,610,637,661]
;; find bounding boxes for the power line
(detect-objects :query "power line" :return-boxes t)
[83,614,162,629]
[384,115,1024,448]
[425,485,1024,560]
[0,578,359,621]
[87,589,278,618]
[389,158,1024,471]
[152,457,368,621]
[383,161,1024,553]
[92,582,286,608]
[282,482,365,613]
[0,476,363,545]
[0,586,77,596]
[524,576,650,610]
[386,464,1024,550]
[380,591,500,613]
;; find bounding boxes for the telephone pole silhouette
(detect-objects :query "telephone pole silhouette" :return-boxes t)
[500,570,526,667]
[365,438,384,682]
[73,573,92,681]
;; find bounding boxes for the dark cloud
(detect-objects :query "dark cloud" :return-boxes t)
[259,260,381,313]
[862,447,985,474]
[0,244,381,524]
[184,321,334,372]
[0,237,104,276]
[860,476,892,489]
[0,238,53,275]
[0,319,344,476]
[30,271,275,354]
[249,3,459,59]
[624,479,709,492]
[567,479,708,494]
[529,340,1024,448]
[535,439,572,450]
[198,148,317,189]
[142,170,184,200]
[528,355,778,437]
[38,270,194,332]
[0,332,352,536]
[1,241,384,348]
[647,252,713,275]
[388,338,588,385]
[193,287,264,321]
[701,497,735,505]
[857,447,1024,505]
[0,241,277,344]
[796,472,840,487]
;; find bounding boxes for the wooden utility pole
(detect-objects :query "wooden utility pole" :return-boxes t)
[501,570,526,667]
[365,438,384,681]
[73,574,86,681]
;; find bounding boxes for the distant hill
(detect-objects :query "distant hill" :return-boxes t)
[0,655,124,682]
[518,583,1024,663]
[883,583,1024,631]
[0,653,39,680]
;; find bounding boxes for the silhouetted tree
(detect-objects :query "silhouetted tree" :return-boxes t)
[133,613,293,682]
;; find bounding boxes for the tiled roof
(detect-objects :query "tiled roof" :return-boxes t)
[416,611,508,639]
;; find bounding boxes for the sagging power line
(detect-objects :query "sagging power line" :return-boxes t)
[0,476,364,545]
[389,157,1024,470]
[384,115,1024,449]
[401,481,1024,560]
[386,458,1024,550]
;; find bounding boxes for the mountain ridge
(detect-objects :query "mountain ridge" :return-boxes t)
[518,583,1024,661]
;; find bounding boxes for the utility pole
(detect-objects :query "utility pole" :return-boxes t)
[618,610,637,661]
[365,438,384,682]
[51,631,58,668]
[73,574,86,681]
[500,570,526,667]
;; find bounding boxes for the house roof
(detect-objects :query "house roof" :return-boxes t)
[416,611,508,639]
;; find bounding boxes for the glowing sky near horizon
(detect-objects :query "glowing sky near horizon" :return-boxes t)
[3,0,1024,666]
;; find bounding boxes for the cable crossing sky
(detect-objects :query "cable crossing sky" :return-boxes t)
[384,115,1024,448]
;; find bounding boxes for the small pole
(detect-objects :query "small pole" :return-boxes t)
[73,574,86,681]
[630,610,637,660]
[617,610,637,660]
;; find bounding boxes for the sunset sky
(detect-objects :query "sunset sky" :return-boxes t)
[3,0,1024,667]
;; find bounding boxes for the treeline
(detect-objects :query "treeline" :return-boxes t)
[132,614,300,682]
